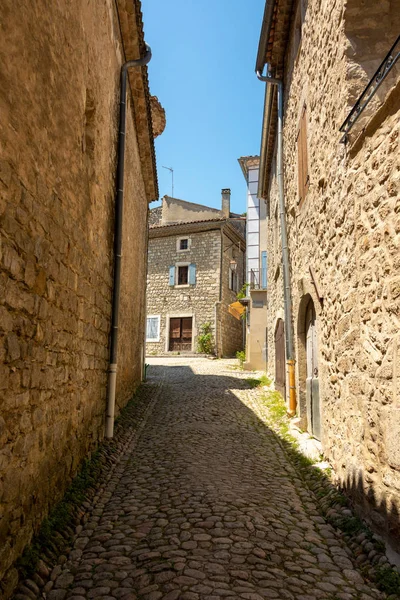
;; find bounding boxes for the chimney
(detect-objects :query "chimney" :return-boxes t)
[221,188,230,219]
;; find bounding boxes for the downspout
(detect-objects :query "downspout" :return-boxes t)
[256,68,296,416]
[105,45,152,439]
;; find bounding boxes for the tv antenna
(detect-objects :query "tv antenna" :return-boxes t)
[162,166,174,197]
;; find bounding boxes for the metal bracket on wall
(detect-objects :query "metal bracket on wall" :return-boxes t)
[339,34,400,143]
[309,266,323,304]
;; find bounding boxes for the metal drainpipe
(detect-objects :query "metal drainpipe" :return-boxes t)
[105,45,152,439]
[256,68,296,416]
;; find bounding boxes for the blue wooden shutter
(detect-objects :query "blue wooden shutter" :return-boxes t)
[169,265,175,286]
[188,263,196,285]
[261,251,267,289]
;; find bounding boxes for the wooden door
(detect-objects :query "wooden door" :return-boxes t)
[169,317,193,351]
[274,319,286,398]
[305,300,320,439]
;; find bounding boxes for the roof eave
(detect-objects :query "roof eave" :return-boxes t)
[116,0,159,203]
[149,219,246,246]
[256,0,295,201]
[255,0,277,75]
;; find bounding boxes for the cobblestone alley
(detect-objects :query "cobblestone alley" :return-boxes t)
[46,358,384,600]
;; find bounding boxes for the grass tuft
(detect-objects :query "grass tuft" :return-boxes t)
[375,565,400,595]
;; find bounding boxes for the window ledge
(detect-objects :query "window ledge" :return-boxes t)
[174,284,190,288]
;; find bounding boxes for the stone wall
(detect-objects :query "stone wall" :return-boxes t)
[146,225,245,357]
[0,0,151,589]
[220,231,245,357]
[264,0,400,544]
[146,229,221,355]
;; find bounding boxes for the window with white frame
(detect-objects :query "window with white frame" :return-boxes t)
[176,236,191,252]
[146,315,160,342]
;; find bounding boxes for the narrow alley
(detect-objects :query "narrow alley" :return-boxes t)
[45,359,383,600]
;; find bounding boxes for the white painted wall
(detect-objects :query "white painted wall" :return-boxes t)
[246,166,260,290]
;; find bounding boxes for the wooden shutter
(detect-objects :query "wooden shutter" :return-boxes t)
[170,318,181,339]
[181,317,192,339]
[261,251,267,289]
[297,105,309,207]
[169,266,175,286]
[188,263,196,285]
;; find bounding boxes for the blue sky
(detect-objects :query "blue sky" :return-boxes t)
[141,0,266,215]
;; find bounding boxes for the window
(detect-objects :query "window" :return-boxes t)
[229,267,237,292]
[146,315,160,342]
[169,264,196,286]
[297,104,309,207]
[177,237,190,252]
[178,265,188,285]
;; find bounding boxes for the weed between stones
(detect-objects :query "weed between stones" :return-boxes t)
[245,374,272,388]
[250,378,400,598]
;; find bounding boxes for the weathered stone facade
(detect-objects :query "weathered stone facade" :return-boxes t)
[257,0,400,546]
[0,0,160,592]
[146,196,245,357]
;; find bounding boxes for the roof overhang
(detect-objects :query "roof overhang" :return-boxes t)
[116,0,159,202]
[237,156,260,181]
[149,219,246,247]
[256,0,295,201]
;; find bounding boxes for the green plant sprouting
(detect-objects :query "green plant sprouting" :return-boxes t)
[197,322,215,354]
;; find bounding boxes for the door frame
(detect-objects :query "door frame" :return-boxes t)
[165,311,196,353]
[297,292,321,439]
[305,298,320,440]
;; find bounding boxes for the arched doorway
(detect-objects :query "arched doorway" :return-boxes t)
[305,299,320,439]
[274,319,285,398]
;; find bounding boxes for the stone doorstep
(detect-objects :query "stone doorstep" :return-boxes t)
[289,418,324,463]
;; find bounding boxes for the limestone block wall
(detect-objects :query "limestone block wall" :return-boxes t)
[265,0,400,543]
[220,232,245,357]
[0,0,149,587]
[146,230,221,355]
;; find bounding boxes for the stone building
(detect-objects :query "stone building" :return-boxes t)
[255,1,400,545]
[146,193,246,357]
[238,156,268,371]
[0,0,163,593]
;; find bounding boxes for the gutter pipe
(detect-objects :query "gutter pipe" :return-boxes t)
[256,68,296,416]
[105,45,152,439]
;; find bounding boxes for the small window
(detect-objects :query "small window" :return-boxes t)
[229,267,237,292]
[178,265,188,285]
[146,315,160,342]
[297,104,309,207]
[177,237,190,252]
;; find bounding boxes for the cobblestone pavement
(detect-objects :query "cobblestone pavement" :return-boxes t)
[52,358,384,600]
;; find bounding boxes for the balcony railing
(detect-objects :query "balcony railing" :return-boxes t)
[248,268,267,290]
